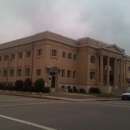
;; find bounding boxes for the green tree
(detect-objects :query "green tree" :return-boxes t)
[34,78,45,92]
[23,78,32,91]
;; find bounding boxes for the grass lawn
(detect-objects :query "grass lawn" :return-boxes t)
[87,93,120,98]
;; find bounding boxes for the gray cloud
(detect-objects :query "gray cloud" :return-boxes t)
[0,0,130,55]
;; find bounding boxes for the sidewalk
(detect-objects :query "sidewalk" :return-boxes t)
[0,90,121,102]
[44,93,121,102]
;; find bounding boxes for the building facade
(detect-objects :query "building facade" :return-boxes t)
[0,31,130,93]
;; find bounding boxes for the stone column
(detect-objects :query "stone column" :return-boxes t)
[96,55,99,85]
[107,56,110,85]
[117,60,119,86]
[114,58,117,86]
[100,55,103,85]
[123,61,126,87]
[120,60,123,86]
[87,53,90,84]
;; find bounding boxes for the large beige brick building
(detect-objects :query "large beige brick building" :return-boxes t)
[0,31,130,93]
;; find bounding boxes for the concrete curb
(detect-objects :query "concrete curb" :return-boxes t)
[0,90,121,102]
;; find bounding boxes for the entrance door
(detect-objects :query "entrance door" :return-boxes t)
[50,72,55,88]
[51,76,55,88]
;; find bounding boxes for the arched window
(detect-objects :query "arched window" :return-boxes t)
[90,55,96,63]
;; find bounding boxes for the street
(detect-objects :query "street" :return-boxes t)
[0,94,130,130]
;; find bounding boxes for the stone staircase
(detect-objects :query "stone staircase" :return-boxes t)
[55,87,67,93]
[111,86,128,95]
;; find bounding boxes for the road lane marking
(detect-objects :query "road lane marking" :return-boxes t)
[0,114,57,130]
[79,101,130,108]
[0,101,70,107]
[0,99,53,102]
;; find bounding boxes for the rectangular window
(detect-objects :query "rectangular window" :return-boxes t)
[73,71,76,78]
[17,69,22,76]
[4,55,8,60]
[18,53,22,58]
[10,69,14,77]
[0,56,2,61]
[26,51,31,57]
[90,72,95,79]
[128,67,130,71]
[3,70,7,77]
[52,49,57,56]
[0,70,1,77]
[36,69,41,76]
[37,49,42,56]
[61,69,65,77]
[74,54,76,60]
[62,52,66,58]
[25,68,30,76]
[68,53,72,59]
[11,54,15,60]
[67,70,71,78]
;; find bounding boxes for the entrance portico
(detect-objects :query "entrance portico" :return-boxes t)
[98,54,126,87]
[46,66,60,88]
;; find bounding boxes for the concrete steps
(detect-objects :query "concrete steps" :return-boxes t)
[111,86,128,95]
[55,87,67,93]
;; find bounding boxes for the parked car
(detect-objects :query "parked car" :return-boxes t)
[121,89,130,100]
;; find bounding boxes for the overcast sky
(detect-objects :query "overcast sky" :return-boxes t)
[0,0,130,55]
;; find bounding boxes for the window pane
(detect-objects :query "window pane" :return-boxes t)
[17,69,22,76]
[37,49,42,56]
[36,69,41,76]
[26,51,31,57]
[25,68,30,76]
[74,54,76,60]
[62,52,66,58]
[18,53,22,58]
[52,49,57,56]
[11,54,15,59]
[68,53,72,59]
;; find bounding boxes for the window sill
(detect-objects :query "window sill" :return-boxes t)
[51,56,58,60]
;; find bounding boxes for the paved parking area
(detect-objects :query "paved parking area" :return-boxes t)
[0,94,130,130]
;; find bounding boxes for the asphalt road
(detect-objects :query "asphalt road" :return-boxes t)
[0,94,130,130]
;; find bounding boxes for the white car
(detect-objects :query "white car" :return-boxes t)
[121,89,130,100]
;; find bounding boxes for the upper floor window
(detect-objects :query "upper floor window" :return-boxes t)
[74,54,76,60]
[17,69,22,76]
[52,49,57,57]
[90,72,95,79]
[11,54,15,60]
[3,70,7,77]
[68,53,72,59]
[67,70,71,78]
[128,67,130,71]
[18,53,22,59]
[62,52,66,58]
[26,51,31,57]
[0,56,2,61]
[90,55,95,63]
[36,69,41,76]
[61,69,65,77]
[4,55,8,60]
[37,49,42,56]
[25,68,30,76]
[73,71,76,78]
[10,69,14,77]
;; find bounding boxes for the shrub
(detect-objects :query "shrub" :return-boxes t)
[89,87,100,93]
[68,88,73,93]
[34,78,45,92]
[79,88,86,93]
[15,80,23,91]
[43,87,50,93]
[23,78,32,91]
[73,86,78,93]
